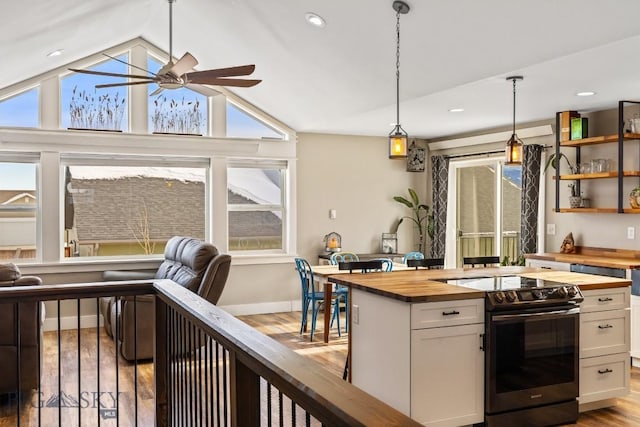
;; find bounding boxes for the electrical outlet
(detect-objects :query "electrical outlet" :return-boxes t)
[546,224,556,235]
[352,304,359,324]
[628,227,635,240]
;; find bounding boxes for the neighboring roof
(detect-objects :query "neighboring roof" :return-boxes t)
[0,190,36,205]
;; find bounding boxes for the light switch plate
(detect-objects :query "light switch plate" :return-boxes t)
[546,224,556,235]
[628,227,635,240]
[329,209,337,219]
[352,304,359,324]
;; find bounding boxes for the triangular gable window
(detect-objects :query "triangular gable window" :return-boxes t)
[226,101,284,140]
[0,87,39,128]
[60,54,129,131]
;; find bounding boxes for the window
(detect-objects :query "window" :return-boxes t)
[60,55,129,131]
[148,56,208,135]
[0,156,38,261]
[0,87,39,128]
[227,101,285,140]
[62,156,208,258]
[227,162,286,251]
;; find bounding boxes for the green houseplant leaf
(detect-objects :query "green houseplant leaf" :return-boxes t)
[393,188,433,254]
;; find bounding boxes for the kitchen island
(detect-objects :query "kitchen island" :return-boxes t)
[329,267,631,427]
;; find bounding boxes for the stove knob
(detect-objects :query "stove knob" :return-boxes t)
[567,286,578,297]
[555,286,568,298]
[494,291,505,304]
[532,289,543,299]
[505,290,518,303]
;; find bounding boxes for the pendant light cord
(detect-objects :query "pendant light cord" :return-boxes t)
[395,8,401,128]
[512,77,517,136]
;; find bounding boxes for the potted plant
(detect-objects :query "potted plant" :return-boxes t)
[393,188,434,254]
[544,152,580,207]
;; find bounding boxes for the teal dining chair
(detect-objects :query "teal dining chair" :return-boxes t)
[402,251,424,264]
[370,257,393,272]
[328,252,359,336]
[295,257,329,341]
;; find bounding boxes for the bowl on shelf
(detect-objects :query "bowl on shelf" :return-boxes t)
[630,188,640,209]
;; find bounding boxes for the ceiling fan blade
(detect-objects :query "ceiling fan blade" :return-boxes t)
[69,68,155,80]
[95,81,155,89]
[168,52,198,77]
[187,77,262,87]
[186,64,256,79]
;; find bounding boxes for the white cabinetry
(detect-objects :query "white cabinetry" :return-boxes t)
[632,295,640,367]
[525,258,571,271]
[578,287,631,408]
[351,290,484,427]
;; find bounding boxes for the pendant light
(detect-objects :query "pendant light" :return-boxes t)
[389,1,410,159]
[505,75,524,165]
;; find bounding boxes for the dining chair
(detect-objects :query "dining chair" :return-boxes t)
[294,257,328,341]
[407,257,445,269]
[370,257,394,272]
[328,252,359,336]
[463,256,501,267]
[401,251,424,264]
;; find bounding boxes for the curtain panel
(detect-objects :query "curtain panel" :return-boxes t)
[520,144,543,255]
[430,155,449,258]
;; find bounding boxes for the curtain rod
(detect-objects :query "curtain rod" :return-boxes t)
[445,145,553,160]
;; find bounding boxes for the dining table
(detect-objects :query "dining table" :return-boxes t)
[311,262,414,343]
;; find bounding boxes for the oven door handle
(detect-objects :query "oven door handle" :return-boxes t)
[491,307,580,322]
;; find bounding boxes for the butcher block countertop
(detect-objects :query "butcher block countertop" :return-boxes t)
[328,266,630,303]
[525,246,640,269]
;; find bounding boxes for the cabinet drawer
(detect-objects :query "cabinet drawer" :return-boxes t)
[579,352,630,404]
[525,259,570,271]
[581,288,630,313]
[580,310,630,358]
[411,299,484,330]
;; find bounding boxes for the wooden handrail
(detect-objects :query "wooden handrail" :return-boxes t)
[152,279,420,426]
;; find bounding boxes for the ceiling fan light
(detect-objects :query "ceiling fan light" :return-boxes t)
[47,49,64,57]
[505,134,523,165]
[389,126,408,158]
[305,12,326,28]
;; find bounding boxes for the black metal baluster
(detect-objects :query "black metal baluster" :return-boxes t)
[133,296,138,427]
[278,391,283,427]
[58,300,61,426]
[115,296,119,427]
[169,308,174,426]
[77,298,81,426]
[291,401,296,426]
[37,301,41,427]
[305,411,311,427]
[222,348,228,426]
[215,343,221,427]
[204,334,209,427]
[16,303,21,427]
[198,326,202,427]
[267,383,272,426]
[181,315,186,426]
[96,298,101,427]
[189,321,194,427]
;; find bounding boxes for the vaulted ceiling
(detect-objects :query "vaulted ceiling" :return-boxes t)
[4,0,640,140]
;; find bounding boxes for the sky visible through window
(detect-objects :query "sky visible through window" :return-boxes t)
[0,87,39,127]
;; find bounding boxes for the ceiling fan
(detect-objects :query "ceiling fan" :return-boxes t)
[69,0,261,93]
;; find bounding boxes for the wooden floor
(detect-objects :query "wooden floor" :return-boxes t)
[0,310,638,426]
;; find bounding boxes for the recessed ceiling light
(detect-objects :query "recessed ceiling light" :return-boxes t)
[449,108,465,113]
[305,12,326,28]
[47,49,64,57]
[576,91,595,97]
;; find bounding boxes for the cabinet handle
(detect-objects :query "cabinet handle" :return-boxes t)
[598,368,613,374]
[598,324,613,329]
[479,333,485,351]
[598,297,613,302]
[442,310,460,316]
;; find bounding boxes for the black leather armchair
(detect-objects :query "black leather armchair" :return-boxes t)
[0,263,44,394]
[100,236,231,361]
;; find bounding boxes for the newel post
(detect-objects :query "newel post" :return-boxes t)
[230,353,261,426]
[154,296,168,427]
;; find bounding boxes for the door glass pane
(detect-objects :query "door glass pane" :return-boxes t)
[457,165,496,266]
[0,161,37,261]
[502,165,522,264]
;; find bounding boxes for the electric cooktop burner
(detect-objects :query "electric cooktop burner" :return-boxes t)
[444,276,584,310]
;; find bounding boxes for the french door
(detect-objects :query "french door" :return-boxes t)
[444,156,522,268]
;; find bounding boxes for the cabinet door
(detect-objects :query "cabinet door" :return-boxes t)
[580,309,630,358]
[632,295,640,361]
[411,323,484,427]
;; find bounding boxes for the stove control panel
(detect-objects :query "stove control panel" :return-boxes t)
[486,285,583,309]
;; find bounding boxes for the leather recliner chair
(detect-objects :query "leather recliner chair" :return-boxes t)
[100,236,231,361]
[0,263,44,394]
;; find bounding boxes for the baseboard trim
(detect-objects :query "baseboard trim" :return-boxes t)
[43,314,104,332]
[220,300,301,316]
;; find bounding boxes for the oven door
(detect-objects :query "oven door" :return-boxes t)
[486,306,580,414]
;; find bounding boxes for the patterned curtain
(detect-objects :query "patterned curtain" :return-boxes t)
[430,155,449,258]
[520,144,543,255]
